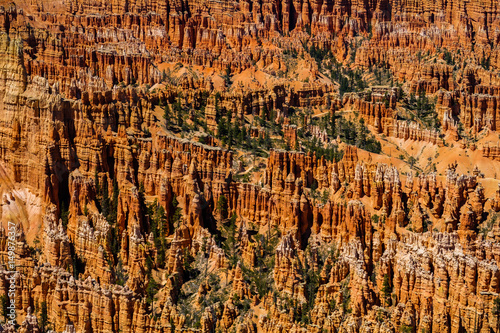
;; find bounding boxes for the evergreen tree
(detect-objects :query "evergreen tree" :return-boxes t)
[382,274,392,306]
[217,195,228,219]
[170,319,176,333]
[148,200,168,267]
[223,213,238,268]
[177,111,183,127]
[493,297,500,332]
[145,277,159,305]
[100,175,110,218]
[239,126,247,144]
[60,201,69,228]
[174,97,183,126]
[38,301,50,333]
[171,196,182,229]
[264,131,272,149]
[0,295,7,321]
[355,118,368,148]
[107,179,119,225]
[163,104,170,127]
[217,117,228,144]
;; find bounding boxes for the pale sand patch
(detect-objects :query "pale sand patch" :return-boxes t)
[1,186,43,245]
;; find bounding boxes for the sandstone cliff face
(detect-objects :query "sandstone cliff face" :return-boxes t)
[1,0,499,136]
[4,141,498,332]
[0,0,499,332]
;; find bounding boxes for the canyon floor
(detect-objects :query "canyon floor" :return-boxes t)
[1,0,500,332]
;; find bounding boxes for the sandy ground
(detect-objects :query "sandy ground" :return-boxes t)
[156,53,327,92]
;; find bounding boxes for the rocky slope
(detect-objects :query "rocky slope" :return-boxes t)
[0,0,500,332]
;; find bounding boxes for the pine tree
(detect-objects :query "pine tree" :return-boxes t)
[146,277,159,305]
[100,175,110,218]
[0,295,8,321]
[264,131,272,149]
[223,213,238,268]
[239,126,247,144]
[39,301,50,333]
[60,201,69,227]
[177,111,183,127]
[217,117,228,143]
[171,197,182,229]
[382,274,392,306]
[217,195,228,219]
[107,179,119,225]
[169,319,176,333]
[493,297,500,333]
[163,104,170,127]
